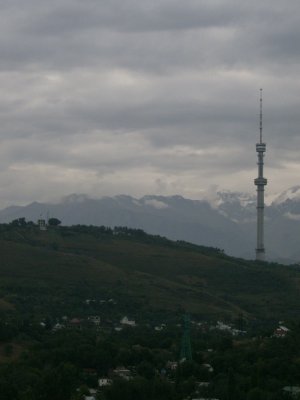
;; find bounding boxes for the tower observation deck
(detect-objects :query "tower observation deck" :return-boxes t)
[254,89,267,261]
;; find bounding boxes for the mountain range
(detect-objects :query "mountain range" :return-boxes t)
[1,186,300,263]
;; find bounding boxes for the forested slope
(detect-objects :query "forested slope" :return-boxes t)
[0,223,299,321]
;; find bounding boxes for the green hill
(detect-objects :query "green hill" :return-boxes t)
[0,223,299,321]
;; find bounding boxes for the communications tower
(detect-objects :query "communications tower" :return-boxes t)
[180,314,192,362]
[254,89,267,261]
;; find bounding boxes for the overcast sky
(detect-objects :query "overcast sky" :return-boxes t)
[0,0,300,207]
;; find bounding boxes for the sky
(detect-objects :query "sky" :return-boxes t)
[0,0,300,208]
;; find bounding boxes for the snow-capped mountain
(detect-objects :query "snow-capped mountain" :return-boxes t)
[272,186,300,206]
[214,191,256,222]
[0,193,251,258]
[1,187,300,263]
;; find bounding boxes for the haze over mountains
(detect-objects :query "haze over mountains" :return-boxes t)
[1,186,300,263]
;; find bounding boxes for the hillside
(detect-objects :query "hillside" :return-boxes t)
[0,223,300,322]
[0,194,250,259]
[1,189,300,263]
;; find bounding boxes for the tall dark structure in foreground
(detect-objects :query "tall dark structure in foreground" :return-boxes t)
[180,314,192,362]
[254,89,267,261]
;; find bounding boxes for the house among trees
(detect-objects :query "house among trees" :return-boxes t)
[273,325,290,338]
[112,367,132,380]
[52,323,65,332]
[283,386,300,397]
[202,363,214,373]
[166,361,178,371]
[88,316,101,326]
[120,316,136,326]
[69,318,82,329]
[98,378,112,387]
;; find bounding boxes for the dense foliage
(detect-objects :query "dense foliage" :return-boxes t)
[0,316,299,399]
[0,222,299,398]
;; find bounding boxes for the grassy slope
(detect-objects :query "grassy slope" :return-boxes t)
[0,226,299,320]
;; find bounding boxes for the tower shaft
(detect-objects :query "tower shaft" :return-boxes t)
[254,89,267,261]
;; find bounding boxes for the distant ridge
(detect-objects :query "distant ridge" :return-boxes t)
[1,188,300,263]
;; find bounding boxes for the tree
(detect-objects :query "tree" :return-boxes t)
[48,218,61,227]
[137,361,156,379]
[38,363,77,400]
[247,387,268,400]
[10,217,27,227]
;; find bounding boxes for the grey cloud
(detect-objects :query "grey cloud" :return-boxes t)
[0,1,297,73]
[23,0,245,35]
[0,0,299,207]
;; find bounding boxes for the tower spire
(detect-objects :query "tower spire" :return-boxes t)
[254,89,267,261]
[260,88,263,144]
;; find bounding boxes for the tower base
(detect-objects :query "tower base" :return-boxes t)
[256,248,265,261]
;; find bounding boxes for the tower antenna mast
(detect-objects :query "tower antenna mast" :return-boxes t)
[254,89,267,261]
[260,88,263,144]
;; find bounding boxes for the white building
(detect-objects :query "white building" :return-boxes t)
[88,316,101,326]
[98,378,112,387]
[120,316,136,326]
[283,386,300,397]
[273,325,290,338]
[113,367,132,380]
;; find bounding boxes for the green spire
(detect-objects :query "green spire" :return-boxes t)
[180,314,192,362]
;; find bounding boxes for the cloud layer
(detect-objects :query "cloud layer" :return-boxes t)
[0,0,299,207]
